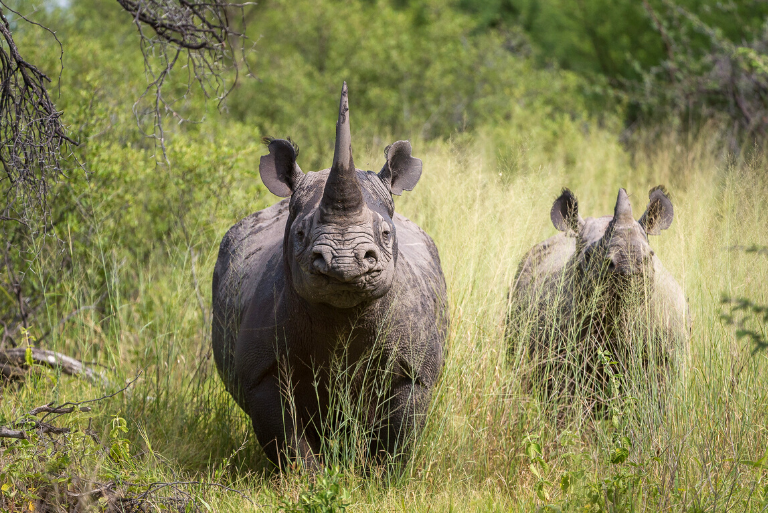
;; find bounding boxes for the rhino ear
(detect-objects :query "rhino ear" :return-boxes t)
[259,138,303,197]
[378,140,422,196]
[551,188,583,232]
[639,185,673,235]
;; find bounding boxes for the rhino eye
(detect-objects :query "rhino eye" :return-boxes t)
[382,229,391,243]
[296,229,305,241]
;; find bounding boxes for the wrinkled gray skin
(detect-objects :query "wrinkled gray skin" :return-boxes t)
[211,83,447,467]
[510,187,689,406]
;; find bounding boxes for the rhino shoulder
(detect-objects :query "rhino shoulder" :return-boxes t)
[652,258,690,335]
[213,199,289,299]
[388,213,447,384]
[390,213,447,320]
[393,213,443,275]
[514,232,576,294]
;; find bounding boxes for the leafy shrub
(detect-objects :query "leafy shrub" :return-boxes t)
[277,467,352,513]
[631,1,768,144]
[227,0,601,170]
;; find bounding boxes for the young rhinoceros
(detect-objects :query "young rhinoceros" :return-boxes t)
[509,187,689,410]
[211,83,447,467]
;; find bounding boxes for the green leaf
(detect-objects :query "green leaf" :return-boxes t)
[25,347,33,367]
[739,447,768,469]
[532,457,550,473]
[610,447,629,464]
[560,472,572,493]
[526,442,542,459]
[534,480,550,501]
[740,459,768,469]
[197,497,213,512]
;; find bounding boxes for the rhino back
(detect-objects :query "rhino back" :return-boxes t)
[211,199,289,397]
[513,232,576,298]
[393,213,445,290]
[651,258,690,340]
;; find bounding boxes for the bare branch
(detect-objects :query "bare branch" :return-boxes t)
[119,480,262,511]
[0,361,24,380]
[28,403,91,415]
[66,482,115,499]
[0,371,141,440]
[0,4,77,224]
[642,0,676,82]
[115,0,255,161]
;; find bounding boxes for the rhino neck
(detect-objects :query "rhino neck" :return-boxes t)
[284,274,397,343]
[573,270,653,338]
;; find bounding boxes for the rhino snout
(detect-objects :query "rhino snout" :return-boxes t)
[604,250,652,276]
[311,244,381,282]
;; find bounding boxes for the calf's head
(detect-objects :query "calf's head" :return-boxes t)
[551,186,674,289]
[258,83,422,309]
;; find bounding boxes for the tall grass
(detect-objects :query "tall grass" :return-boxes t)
[2,123,767,511]
[389,128,768,510]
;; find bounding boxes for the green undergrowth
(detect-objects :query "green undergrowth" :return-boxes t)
[3,126,768,511]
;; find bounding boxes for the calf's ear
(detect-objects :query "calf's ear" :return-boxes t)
[378,140,422,195]
[259,138,303,197]
[639,185,674,235]
[551,188,583,232]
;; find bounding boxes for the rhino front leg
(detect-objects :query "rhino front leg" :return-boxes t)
[374,378,432,460]
[247,373,321,470]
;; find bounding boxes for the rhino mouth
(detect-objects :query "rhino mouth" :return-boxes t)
[316,268,383,288]
[298,268,390,308]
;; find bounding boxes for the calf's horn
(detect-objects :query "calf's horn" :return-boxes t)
[613,188,634,226]
[320,82,364,218]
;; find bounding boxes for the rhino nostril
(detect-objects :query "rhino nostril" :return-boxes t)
[364,249,378,265]
[312,251,327,271]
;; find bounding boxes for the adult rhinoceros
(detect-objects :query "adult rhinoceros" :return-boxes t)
[509,187,689,411]
[212,83,447,467]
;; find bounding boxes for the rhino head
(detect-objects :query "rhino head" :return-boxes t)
[258,82,422,309]
[551,186,674,291]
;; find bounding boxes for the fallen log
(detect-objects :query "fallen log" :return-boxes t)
[0,348,106,385]
[0,426,26,439]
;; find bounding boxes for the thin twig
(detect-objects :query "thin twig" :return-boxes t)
[642,0,677,82]
[123,480,261,510]
[115,0,255,161]
[0,3,77,224]
[37,290,109,344]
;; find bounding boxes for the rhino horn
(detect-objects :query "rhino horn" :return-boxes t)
[321,82,364,219]
[613,188,635,226]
